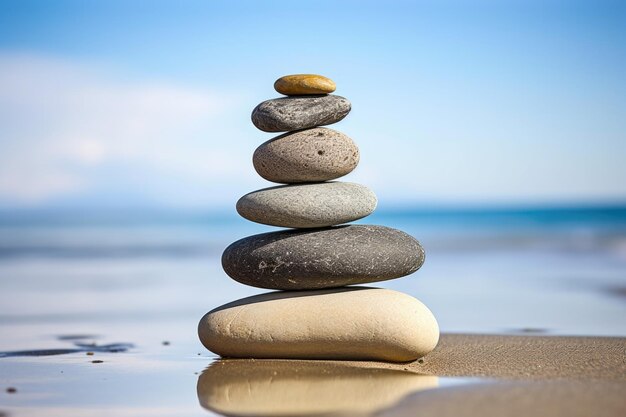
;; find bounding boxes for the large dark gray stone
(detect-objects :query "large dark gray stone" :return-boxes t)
[251,95,351,132]
[221,225,425,290]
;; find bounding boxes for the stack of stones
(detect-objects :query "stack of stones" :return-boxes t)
[198,74,439,362]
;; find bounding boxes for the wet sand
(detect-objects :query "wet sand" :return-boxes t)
[220,333,626,380]
[378,333,626,417]
[2,332,625,417]
[376,379,626,417]
[408,333,626,379]
[199,334,626,416]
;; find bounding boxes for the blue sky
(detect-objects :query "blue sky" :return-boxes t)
[0,0,625,209]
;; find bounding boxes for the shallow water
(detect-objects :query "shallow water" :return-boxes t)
[0,207,625,415]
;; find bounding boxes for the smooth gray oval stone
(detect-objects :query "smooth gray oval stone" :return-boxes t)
[236,182,376,228]
[251,95,351,132]
[221,225,425,290]
[253,127,360,183]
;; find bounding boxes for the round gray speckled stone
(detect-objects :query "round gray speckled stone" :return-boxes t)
[251,95,351,132]
[236,182,376,228]
[221,225,425,290]
[253,127,360,183]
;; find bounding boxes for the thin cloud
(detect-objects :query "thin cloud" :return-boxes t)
[0,53,246,206]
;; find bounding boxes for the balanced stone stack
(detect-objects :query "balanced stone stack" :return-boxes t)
[198,74,439,362]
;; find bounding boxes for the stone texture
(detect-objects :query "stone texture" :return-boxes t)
[253,127,360,183]
[197,287,439,362]
[274,74,336,95]
[251,95,351,132]
[198,360,437,416]
[221,225,425,290]
[236,182,376,228]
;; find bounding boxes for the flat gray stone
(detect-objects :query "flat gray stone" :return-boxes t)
[221,225,425,290]
[236,182,376,228]
[251,95,351,132]
[253,127,360,183]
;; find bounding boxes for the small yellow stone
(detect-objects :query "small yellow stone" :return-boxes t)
[274,74,336,95]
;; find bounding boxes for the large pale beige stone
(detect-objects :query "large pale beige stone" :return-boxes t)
[198,287,439,362]
[236,182,377,228]
[197,360,438,416]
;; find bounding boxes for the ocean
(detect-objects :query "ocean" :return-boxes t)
[1,205,625,336]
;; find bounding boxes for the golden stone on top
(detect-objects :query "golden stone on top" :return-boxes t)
[274,74,336,95]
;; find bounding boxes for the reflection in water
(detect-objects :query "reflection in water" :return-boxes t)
[0,342,133,358]
[197,359,438,416]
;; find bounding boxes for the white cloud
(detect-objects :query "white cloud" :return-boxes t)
[0,52,250,207]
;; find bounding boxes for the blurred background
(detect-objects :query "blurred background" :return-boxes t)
[1,0,625,342]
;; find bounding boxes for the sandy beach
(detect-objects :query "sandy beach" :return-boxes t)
[1,208,625,416]
[405,333,626,379]
[377,379,626,417]
[203,333,626,379]
[384,333,626,416]
[380,333,626,416]
[198,333,626,416]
